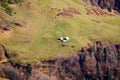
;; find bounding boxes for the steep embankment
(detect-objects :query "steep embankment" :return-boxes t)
[55,42,120,80]
[0,42,120,80]
[0,0,120,63]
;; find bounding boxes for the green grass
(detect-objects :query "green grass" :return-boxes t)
[0,0,120,63]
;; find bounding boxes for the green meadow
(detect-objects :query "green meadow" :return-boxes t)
[0,0,120,63]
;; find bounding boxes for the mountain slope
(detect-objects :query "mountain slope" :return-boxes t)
[0,0,120,63]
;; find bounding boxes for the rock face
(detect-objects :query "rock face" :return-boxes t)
[55,42,120,80]
[0,45,6,60]
[84,0,120,13]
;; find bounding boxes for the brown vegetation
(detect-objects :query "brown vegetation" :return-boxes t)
[57,7,81,17]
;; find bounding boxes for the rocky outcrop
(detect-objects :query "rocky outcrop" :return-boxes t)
[84,0,120,13]
[0,45,6,59]
[86,6,115,16]
[57,7,81,17]
[0,45,8,62]
[55,42,120,80]
[0,21,10,31]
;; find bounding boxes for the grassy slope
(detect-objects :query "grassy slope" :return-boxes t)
[0,0,120,63]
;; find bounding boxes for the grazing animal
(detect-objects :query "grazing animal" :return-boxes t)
[58,37,70,42]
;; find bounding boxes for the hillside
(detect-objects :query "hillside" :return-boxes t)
[0,0,120,63]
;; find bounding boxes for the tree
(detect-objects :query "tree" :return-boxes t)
[26,64,32,73]
[114,68,119,79]
[103,48,109,62]
[106,68,111,80]
[98,0,105,9]
[118,49,120,60]
[107,5,112,12]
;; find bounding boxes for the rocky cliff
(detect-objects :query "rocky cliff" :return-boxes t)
[0,42,120,80]
[55,41,120,80]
